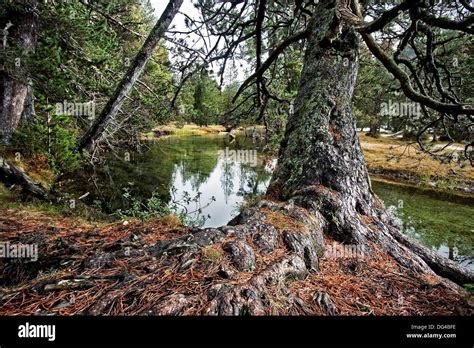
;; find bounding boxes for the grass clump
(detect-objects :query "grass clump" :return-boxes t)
[201,246,223,264]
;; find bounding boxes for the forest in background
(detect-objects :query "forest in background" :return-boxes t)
[1,0,472,177]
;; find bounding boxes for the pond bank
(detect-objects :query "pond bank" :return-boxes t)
[65,132,474,270]
[143,125,473,198]
[359,133,473,197]
[370,176,474,205]
[143,124,265,139]
[1,130,472,315]
[2,124,471,199]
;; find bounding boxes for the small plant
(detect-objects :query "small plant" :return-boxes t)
[169,187,215,227]
[201,246,223,264]
[418,171,433,188]
[239,192,263,212]
[115,188,173,221]
[463,283,474,295]
[115,186,213,226]
[325,210,340,227]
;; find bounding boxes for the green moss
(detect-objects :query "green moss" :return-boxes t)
[201,246,223,264]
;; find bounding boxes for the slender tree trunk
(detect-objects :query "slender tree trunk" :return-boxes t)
[267,0,473,284]
[431,128,437,143]
[78,0,183,153]
[21,79,36,123]
[0,0,38,144]
[367,117,380,138]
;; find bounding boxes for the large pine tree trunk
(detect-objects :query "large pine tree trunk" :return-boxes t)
[267,0,473,284]
[0,0,38,145]
[78,0,183,153]
[268,0,375,245]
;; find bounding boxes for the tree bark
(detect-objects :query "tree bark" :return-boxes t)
[268,0,374,244]
[267,0,473,284]
[0,0,38,144]
[20,79,36,124]
[77,0,184,153]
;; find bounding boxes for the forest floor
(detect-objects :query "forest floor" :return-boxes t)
[0,202,472,315]
[1,128,473,315]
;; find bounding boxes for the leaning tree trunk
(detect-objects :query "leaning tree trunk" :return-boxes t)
[0,0,38,145]
[267,0,473,284]
[78,0,183,153]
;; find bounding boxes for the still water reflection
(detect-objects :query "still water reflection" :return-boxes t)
[74,134,473,270]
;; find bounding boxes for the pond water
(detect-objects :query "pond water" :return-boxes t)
[371,181,473,270]
[73,134,473,270]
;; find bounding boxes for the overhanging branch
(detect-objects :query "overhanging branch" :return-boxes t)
[233,29,309,102]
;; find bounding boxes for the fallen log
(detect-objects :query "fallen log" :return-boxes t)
[0,155,51,202]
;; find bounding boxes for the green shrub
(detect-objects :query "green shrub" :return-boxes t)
[114,186,208,227]
[12,107,80,174]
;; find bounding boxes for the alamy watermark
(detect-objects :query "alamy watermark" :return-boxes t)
[216,0,245,4]
[18,322,55,342]
[55,100,95,120]
[324,242,367,259]
[380,100,421,118]
[2,21,12,49]
[0,242,38,262]
[218,147,258,167]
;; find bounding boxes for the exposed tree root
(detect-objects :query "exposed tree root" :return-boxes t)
[291,184,473,287]
[387,226,474,285]
[0,200,472,316]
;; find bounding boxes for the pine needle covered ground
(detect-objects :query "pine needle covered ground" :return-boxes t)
[1,206,472,316]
